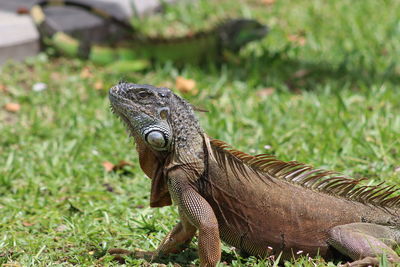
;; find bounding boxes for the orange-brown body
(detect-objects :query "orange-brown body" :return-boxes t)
[109,83,400,267]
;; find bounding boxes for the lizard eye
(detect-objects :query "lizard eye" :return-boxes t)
[145,130,168,149]
[137,90,153,98]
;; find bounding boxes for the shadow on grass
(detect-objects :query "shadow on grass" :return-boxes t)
[177,46,400,92]
[102,45,399,95]
[232,48,400,91]
[102,247,239,266]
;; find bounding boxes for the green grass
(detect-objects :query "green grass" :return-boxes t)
[1,0,400,266]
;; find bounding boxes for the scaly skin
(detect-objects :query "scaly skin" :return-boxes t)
[109,83,400,267]
[30,0,268,66]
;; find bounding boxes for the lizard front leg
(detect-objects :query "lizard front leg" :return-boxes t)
[108,208,196,264]
[155,211,197,255]
[327,223,400,266]
[167,168,221,267]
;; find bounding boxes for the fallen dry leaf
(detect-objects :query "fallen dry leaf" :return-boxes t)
[51,72,63,81]
[94,80,104,90]
[113,160,133,170]
[395,166,400,173]
[22,221,35,227]
[102,160,134,173]
[261,0,275,5]
[256,87,275,97]
[16,7,29,14]
[102,161,115,172]
[292,69,310,79]
[0,84,8,93]
[175,76,198,95]
[80,67,93,78]
[288,34,307,46]
[4,103,20,112]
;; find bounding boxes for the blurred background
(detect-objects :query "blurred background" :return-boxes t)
[0,0,399,266]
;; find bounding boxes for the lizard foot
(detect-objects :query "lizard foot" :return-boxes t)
[339,256,379,267]
[107,248,155,264]
[340,255,400,267]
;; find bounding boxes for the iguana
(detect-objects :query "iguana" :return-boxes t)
[30,0,268,70]
[108,82,400,267]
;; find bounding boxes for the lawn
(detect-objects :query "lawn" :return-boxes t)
[0,0,400,266]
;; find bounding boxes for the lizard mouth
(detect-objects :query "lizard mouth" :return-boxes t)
[109,86,136,116]
[109,90,137,132]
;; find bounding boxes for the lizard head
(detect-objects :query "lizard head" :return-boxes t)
[109,82,173,152]
[109,82,202,153]
[218,19,268,52]
[110,82,204,207]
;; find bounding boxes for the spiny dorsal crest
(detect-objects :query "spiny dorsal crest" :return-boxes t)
[211,139,400,209]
